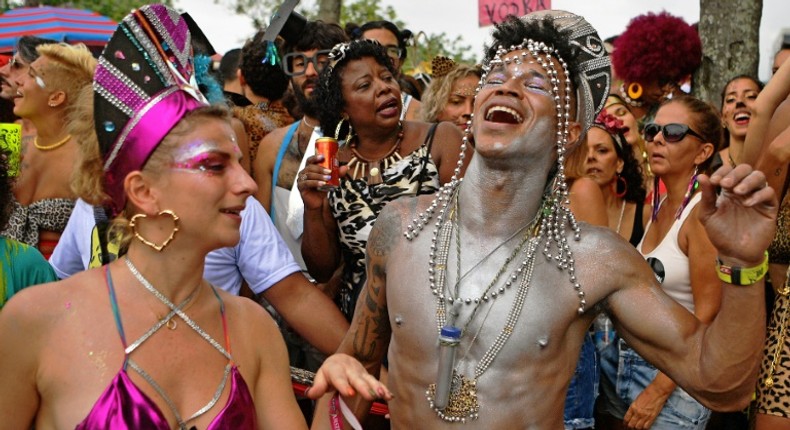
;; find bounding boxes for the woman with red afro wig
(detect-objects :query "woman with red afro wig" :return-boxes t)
[612,12,702,122]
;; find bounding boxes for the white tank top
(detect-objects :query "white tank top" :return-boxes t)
[636,193,702,313]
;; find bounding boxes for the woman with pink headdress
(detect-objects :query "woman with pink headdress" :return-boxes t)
[0,5,386,429]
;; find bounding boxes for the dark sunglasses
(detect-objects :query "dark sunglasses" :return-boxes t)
[283,50,332,77]
[643,122,705,143]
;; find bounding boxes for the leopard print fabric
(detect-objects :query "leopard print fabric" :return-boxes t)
[232,100,293,177]
[328,144,439,319]
[2,197,75,248]
[769,193,790,265]
[756,280,790,417]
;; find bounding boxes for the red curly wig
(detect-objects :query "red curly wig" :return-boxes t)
[613,12,701,84]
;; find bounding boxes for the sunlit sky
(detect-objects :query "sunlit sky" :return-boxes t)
[179,0,788,81]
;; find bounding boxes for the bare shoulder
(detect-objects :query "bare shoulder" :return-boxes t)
[216,289,279,332]
[257,125,290,159]
[260,124,291,148]
[0,269,105,343]
[569,177,603,198]
[571,224,653,299]
[369,194,437,257]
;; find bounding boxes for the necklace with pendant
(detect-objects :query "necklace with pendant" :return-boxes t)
[425,186,542,423]
[346,122,404,185]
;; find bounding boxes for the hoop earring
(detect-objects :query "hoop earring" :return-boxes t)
[128,210,180,252]
[345,122,355,144]
[627,82,643,100]
[334,119,344,140]
[615,174,627,198]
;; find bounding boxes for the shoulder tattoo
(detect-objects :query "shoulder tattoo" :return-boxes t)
[367,206,401,258]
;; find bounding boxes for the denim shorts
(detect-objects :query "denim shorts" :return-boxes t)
[564,333,598,429]
[598,337,711,429]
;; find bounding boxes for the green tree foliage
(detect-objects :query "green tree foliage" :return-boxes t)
[215,0,476,73]
[5,0,172,22]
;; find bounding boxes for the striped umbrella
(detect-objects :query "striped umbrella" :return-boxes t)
[0,6,117,53]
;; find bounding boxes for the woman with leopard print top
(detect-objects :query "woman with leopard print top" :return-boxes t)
[296,40,472,320]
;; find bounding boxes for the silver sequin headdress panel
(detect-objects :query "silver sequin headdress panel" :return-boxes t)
[523,10,611,134]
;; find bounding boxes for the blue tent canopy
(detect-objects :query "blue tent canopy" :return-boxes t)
[0,6,117,53]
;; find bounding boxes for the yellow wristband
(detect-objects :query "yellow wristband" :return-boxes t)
[716,251,769,286]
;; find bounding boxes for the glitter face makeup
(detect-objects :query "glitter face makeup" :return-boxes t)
[170,139,241,175]
[482,56,552,97]
[29,66,46,89]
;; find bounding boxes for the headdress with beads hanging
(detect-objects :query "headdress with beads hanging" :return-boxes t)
[404,11,610,315]
[94,4,209,217]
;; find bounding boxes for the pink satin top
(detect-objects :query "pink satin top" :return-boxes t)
[75,267,257,429]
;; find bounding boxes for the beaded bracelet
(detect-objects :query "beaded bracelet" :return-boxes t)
[716,251,769,286]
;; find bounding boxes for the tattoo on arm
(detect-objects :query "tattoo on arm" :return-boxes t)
[352,263,390,362]
[351,207,401,362]
[367,207,400,257]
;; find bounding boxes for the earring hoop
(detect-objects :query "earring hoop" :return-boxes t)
[334,118,346,140]
[615,174,627,198]
[128,210,180,252]
[627,82,643,100]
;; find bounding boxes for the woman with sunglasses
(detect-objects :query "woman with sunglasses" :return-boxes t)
[597,95,721,430]
[3,43,95,259]
[297,39,469,321]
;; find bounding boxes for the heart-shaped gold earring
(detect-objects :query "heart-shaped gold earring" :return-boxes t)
[128,209,180,252]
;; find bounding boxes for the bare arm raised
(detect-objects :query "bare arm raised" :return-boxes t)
[606,164,777,410]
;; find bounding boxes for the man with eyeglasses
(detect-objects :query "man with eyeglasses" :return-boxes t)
[252,20,348,373]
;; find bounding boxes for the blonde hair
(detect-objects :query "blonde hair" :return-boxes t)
[36,43,96,110]
[420,63,482,122]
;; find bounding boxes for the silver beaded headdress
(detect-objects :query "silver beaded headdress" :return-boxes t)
[404,11,610,315]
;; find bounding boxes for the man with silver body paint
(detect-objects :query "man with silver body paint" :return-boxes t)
[306,11,778,429]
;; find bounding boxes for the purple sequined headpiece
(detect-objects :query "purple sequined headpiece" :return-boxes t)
[94,4,208,216]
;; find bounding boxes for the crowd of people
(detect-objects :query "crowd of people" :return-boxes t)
[0,3,788,430]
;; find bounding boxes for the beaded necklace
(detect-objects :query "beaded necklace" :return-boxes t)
[402,38,590,422]
[426,186,542,422]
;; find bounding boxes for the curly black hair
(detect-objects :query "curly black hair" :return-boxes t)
[283,20,347,56]
[239,30,289,101]
[0,150,14,231]
[314,40,396,138]
[591,125,647,204]
[484,15,582,110]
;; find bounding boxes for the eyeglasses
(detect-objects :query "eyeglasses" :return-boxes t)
[383,45,402,60]
[643,122,705,143]
[283,50,331,76]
